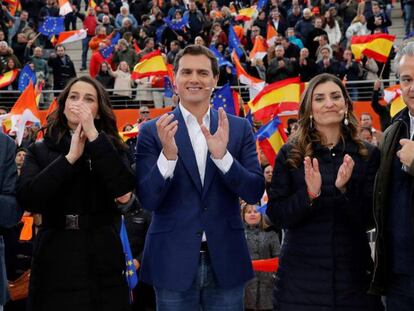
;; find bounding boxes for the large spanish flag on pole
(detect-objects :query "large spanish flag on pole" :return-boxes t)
[351,34,395,63]
[131,50,168,80]
[249,77,301,120]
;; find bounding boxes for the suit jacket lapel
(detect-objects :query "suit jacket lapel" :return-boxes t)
[173,108,203,194]
[202,108,218,199]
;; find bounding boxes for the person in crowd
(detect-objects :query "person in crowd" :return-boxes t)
[112,38,139,70]
[341,49,361,100]
[324,9,342,48]
[95,61,115,90]
[286,28,304,49]
[208,22,228,47]
[111,61,134,101]
[17,76,135,311]
[370,79,391,131]
[88,25,111,53]
[295,8,315,44]
[315,34,333,62]
[307,18,329,61]
[287,5,302,28]
[47,45,76,94]
[0,41,20,74]
[316,47,343,77]
[367,1,391,33]
[15,147,27,176]
[297,47,318,82]
[75,6,97,71]
[267,73,384,311]
[242,203,280,311]
[370,41,414,311]
[0,131,22,311]
[115,6,138,28]
[135,44,264,310]
[359,127,376,145]
[360,112,382,142]
[345,14,370,44]
[270,8,288,36]
[183,0,206,42]
[403,0,414,36]
[266,45,297,83]
[25,46,48,82]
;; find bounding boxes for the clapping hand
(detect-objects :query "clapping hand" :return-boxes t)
[304,156,322,197]
[66,124,87,164]
[397,139,414,169]
[201,107,229,160]
[68,102,99,142]
[156,114,178,160]
[335,154,354,192]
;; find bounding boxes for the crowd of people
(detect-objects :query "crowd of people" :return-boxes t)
[0,0,413,311]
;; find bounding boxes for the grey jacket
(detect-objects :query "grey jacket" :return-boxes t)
[0,132,21,305]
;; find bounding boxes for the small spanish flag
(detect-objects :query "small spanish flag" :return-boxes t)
[0,69,19,88]
[235,6,257,21]
[131,50,168,80]
[384,84,406,117]
[351,34,395,63]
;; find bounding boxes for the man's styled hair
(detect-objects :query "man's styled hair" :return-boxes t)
[173,44,219,77]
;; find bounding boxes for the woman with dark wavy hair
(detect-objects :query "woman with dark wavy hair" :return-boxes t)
[266,73,384,311]
[17,76,135,311]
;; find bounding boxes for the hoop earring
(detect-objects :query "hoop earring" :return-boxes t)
[344,111,349,126]
[310,115,313,129]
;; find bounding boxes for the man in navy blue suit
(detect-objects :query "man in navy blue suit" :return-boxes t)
[135,45,264,310]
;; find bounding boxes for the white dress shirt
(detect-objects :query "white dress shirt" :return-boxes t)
[157,104,233,181]
[409,111,414,140]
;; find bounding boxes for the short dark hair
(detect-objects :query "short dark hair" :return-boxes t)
[173,44,219,77]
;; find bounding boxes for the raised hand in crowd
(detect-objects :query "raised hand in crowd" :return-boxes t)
[201,107,229,159]
[156,113,178,160]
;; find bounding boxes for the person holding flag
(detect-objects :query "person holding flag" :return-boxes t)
[136,44,264,310]
[17,76,136,311]
[266,73,383,311]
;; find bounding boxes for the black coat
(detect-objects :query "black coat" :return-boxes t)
[17,131,135,311]
[267,139,384,311]
[47,54,77,90]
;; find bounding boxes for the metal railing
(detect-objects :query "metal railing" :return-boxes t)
[0,79,399,110]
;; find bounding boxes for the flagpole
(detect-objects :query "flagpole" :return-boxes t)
[378,61,387,79]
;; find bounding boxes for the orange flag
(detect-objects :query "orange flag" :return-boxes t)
[10,81,40,145]
[266,24,278,47]
[19,216,33,241]
[250,36,267,60]
[58,0,73,15]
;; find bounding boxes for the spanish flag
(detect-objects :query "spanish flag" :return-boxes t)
[266,24,278,47]
[10,81,40,145]
[255,116,287,167]
[131,50,168,80]
[249,77,301,120]
[351,34,395,63]
[120,125,139,142]
[58,0,72,16]
[0,69,19,89]
[384,84,405,117]
[235,6,257,21]
[250,36,267,60]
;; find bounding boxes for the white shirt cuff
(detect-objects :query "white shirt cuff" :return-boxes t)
[157,151,177,179]
[211,150,233,174]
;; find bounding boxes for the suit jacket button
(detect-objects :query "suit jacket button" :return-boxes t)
[196,232,202,237]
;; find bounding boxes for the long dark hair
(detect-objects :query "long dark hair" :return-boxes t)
[287,73,367,168]
[45,76,127,151]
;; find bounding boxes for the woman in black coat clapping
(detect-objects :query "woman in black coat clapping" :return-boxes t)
[17,76,135,311]
[266,73,384,311]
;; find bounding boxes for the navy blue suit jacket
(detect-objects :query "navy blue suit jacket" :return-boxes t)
[135,107,264,291]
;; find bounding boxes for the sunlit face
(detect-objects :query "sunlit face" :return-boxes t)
[174,54,218,108]
[321,48,330,59]
[275,46,284,58]
[119,61,129,72]
[63,81,99,130]
[343,50,352,60]
[244,205,261,226]
[194,36,204,45]
[360,114,372,128]
[264,165,273,183]
[399,55,414,115]
[311,81,347,129]
[56,47,65,57]
[300,48,309,58]
[15,151,26,168]
[303,10,311,19]
[34,47,42,57]
[7,58,15,69]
